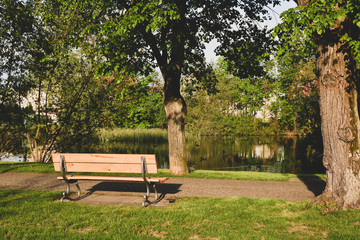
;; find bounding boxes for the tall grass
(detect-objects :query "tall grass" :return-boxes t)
[96,128,199,143]
[96,128,168,143]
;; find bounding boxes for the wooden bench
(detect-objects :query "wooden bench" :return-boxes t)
[52,153,169,206]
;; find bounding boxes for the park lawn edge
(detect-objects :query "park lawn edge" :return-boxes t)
[0,161,326,182]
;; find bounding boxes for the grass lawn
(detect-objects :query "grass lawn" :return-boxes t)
[0,189,359,239]
[0,161,325,182]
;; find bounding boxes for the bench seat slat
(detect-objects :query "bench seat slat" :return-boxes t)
[57,175,169,183]
[52,153,158,174]
[55,162,158,174]
[52,153,156,164]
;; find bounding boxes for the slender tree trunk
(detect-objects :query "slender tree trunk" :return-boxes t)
[143,0,188,175]
[160,0,188,175]
[163,70,189,175]
[164,96,188,175]
[316,41,360,209]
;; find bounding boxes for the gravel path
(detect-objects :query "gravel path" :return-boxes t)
[0,172,326,206]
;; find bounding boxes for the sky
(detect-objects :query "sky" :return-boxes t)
[204,0,298,63]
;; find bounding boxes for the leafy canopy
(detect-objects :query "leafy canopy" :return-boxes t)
[274,0,360,63]
[40,0,281,81]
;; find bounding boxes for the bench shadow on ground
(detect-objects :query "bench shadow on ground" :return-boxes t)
[73,182,182,203]
[297,174,326,197]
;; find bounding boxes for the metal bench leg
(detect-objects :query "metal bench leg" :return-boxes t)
[153,183,158,201]
[75,181,81,198]
[60,180,81,201]
[142,182,161,207]
[60,181,71,202]
[142,181,151,207]
[141,157,162,207]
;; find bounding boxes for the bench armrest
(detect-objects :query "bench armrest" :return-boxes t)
[60,155,69,183]
[141,156,148,182]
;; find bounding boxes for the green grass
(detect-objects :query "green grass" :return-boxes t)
[0,161,56,174]
[0,189,359,239]
[187,169,293,181]
[0,161,326,181]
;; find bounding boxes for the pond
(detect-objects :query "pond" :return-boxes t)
[81,135,325,174]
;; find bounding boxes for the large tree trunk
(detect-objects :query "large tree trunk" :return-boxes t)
[163,71,189,175]
[295,0,360,209]
[316,41,360,209]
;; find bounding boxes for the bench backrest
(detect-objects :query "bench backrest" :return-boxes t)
[52,153,158,174]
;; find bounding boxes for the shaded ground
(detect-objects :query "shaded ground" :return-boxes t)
[0,172,326,206]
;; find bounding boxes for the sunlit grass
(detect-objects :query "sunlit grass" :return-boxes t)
[0,189,359,239]
[187,169,293,181]
[96,128,168,143]
[96,128,199,143]
[0,161,56,174]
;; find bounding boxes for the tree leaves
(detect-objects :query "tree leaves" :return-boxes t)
[274,0,360,63]
[40,0,282,83]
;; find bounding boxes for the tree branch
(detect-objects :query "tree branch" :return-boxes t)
[141,27,166,70]
[169,0,186,71]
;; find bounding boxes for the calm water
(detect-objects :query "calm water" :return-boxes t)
[80,135,325,174]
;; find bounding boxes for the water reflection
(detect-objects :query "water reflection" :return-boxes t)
[77,135,325,174]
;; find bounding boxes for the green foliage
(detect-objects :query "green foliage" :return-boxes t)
[273,13,320,135]
[111,74,166,129]
[275,60,320,134]
[51,54,111,152]
[0,0,37,154]
[2,0,167,158]
[185,83,255,136]
[235,76,274,117]
[19,47,115,161]
[216,25,274,78]
[40,0,283,94]
[274,0,360,63]
[185,58,281,136]
[185,64,219,96]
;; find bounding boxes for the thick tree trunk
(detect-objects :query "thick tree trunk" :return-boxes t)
[295,0,360,210]
[163,71,189,175]
[316,41,360,209]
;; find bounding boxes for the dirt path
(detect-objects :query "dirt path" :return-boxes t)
[0,172,326,206]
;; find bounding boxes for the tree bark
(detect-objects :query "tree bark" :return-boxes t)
[316,40,360,209]
[295,0,360,209]
[162,68,188,175]
[143,0,189,175]
[160,0,188,175]
[164,92,188,174]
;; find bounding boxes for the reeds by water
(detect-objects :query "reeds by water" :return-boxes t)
[96,128,169,143]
